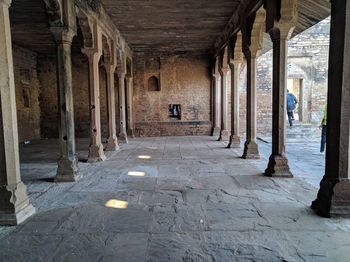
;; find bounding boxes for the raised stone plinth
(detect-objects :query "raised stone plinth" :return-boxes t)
[119,133,129,144]
[105,137,119,151]
[227,135,241,148]
[242,141,260,159]
[56,157,80,182]
[218,130,230,141]
[331,179,350,217]
[88,144,107,162]
[265,155,293,178]
[212,127,221,137]
[0,182,36,225]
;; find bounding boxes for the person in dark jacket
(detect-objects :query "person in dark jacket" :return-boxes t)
[319,103,327,153]
[287,90,298,127]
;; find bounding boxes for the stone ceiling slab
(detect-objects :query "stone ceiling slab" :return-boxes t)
[101,0,242,55]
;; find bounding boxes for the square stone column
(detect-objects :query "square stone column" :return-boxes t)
[312,0,350,217]
[265,27,293,178]
[242,51,260,159]
[83,49,106,162]
[51,29,80,182]
[126,76,135,138]
[118,73,128,143]
[104,64,119,151]
[227,61,242,148]
[0,0,35,225]
[218,68,230,141]
[212,74,221,137]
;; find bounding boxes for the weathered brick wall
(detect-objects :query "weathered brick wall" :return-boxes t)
[13,45,41,142]
[133,54,212,137]
[238,63,272,137]
[38,53,109,139]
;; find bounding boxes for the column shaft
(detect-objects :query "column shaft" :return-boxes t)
[312,0,350,217]
[118,73,128,143]
[228,62,241,148]
[0,0,35,225]
[219,69,230,141]
[54,31,80,181]
[105,66,119,151]
[212,75,221,137]
[242,52,260,159]
[126,76,135,138]
[265,29,292,177]
[85,50,106,161]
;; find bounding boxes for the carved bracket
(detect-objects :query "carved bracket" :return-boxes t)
[43,0,77,39]
[43,0,63,26]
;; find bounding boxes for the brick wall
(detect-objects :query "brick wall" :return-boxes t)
[13,45,41,142]
[38,53,109,139]
[133,54,212,137]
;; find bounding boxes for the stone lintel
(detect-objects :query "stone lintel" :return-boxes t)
[242,141,260,159]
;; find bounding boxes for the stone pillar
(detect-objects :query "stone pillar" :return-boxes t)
[212,74,221,137]
[227,60,242,148]
[218,67,230,141]
[126,76,135,138]
[0,0,35,225]
[265,27,293,177]
[104,63,119,151]
[83,48,106,162]
[311,0,350,217]
[242,50,260,159]
[118,73,128,143]
[51,28,80,181]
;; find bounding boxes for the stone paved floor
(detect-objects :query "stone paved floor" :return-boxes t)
[0,136,350,262]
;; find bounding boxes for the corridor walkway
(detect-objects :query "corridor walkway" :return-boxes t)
[0,136,349,261]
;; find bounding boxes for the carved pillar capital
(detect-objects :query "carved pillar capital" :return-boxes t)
[117,72,126,79]
[50,27,76,45]
[82,48,102,62]
[267,0,298,41]
[229,59,243,70]
[0,0,11,7]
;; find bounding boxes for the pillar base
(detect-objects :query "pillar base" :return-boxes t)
[127,129,135,138]
[0,182,36,226]
[312,178,350,218]
[265,154,293,178]
[119,133,129,144]
[242,141,260,159]
[88,144,107,162]
[105,137,120,151]
[331,179,350,217]
[55,157,80,182]
[212,126,221,137]
[218,130,230,141]
[227,135,241,148]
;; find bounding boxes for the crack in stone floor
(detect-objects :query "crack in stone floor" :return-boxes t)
[0,136,349,261]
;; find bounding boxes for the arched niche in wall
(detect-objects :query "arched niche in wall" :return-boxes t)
[148,76,160,91]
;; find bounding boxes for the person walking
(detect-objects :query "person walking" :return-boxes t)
[287,90,298,127]
[319,103,327,153]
